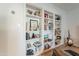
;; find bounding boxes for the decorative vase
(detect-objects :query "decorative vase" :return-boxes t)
[67,30,73,46]
[32,33,35,38]
[67,39,73,46]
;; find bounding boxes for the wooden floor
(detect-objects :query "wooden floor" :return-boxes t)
[40,48,53,56]
[40,44,79,56]
[53,45,79,56]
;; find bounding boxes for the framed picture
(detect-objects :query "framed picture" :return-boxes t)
[30,19,39,31]
[44,19,48,30]
[55,28,61,36]
[48,23,53,30]
[55,15,61,20]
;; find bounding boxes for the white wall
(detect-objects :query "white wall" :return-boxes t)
[66,8,79,47]
[0,3,26,56]
[7,3,26,56]
[0,4,9,56]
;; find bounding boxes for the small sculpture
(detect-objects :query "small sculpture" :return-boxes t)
[67,30,73,46]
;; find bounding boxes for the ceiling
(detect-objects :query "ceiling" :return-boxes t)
[53,3,79,11]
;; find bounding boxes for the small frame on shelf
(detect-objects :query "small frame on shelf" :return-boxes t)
[30,19,39,31]
[55,28,61,36]
[48,22,53,30]
[44,19,48,30]
[55,15,61,20]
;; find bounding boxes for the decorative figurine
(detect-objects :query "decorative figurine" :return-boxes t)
[67,30,73,46]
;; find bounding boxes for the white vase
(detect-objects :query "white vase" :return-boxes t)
[67,39,73,46]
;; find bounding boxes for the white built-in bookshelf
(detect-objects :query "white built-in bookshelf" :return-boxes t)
[26,4,62,56]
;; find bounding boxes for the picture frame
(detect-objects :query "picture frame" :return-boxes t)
[44,19,48,30]
[30,19,39,31]
[48,23,53,30]
[55,15,61,20]
[55,28,61,36]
